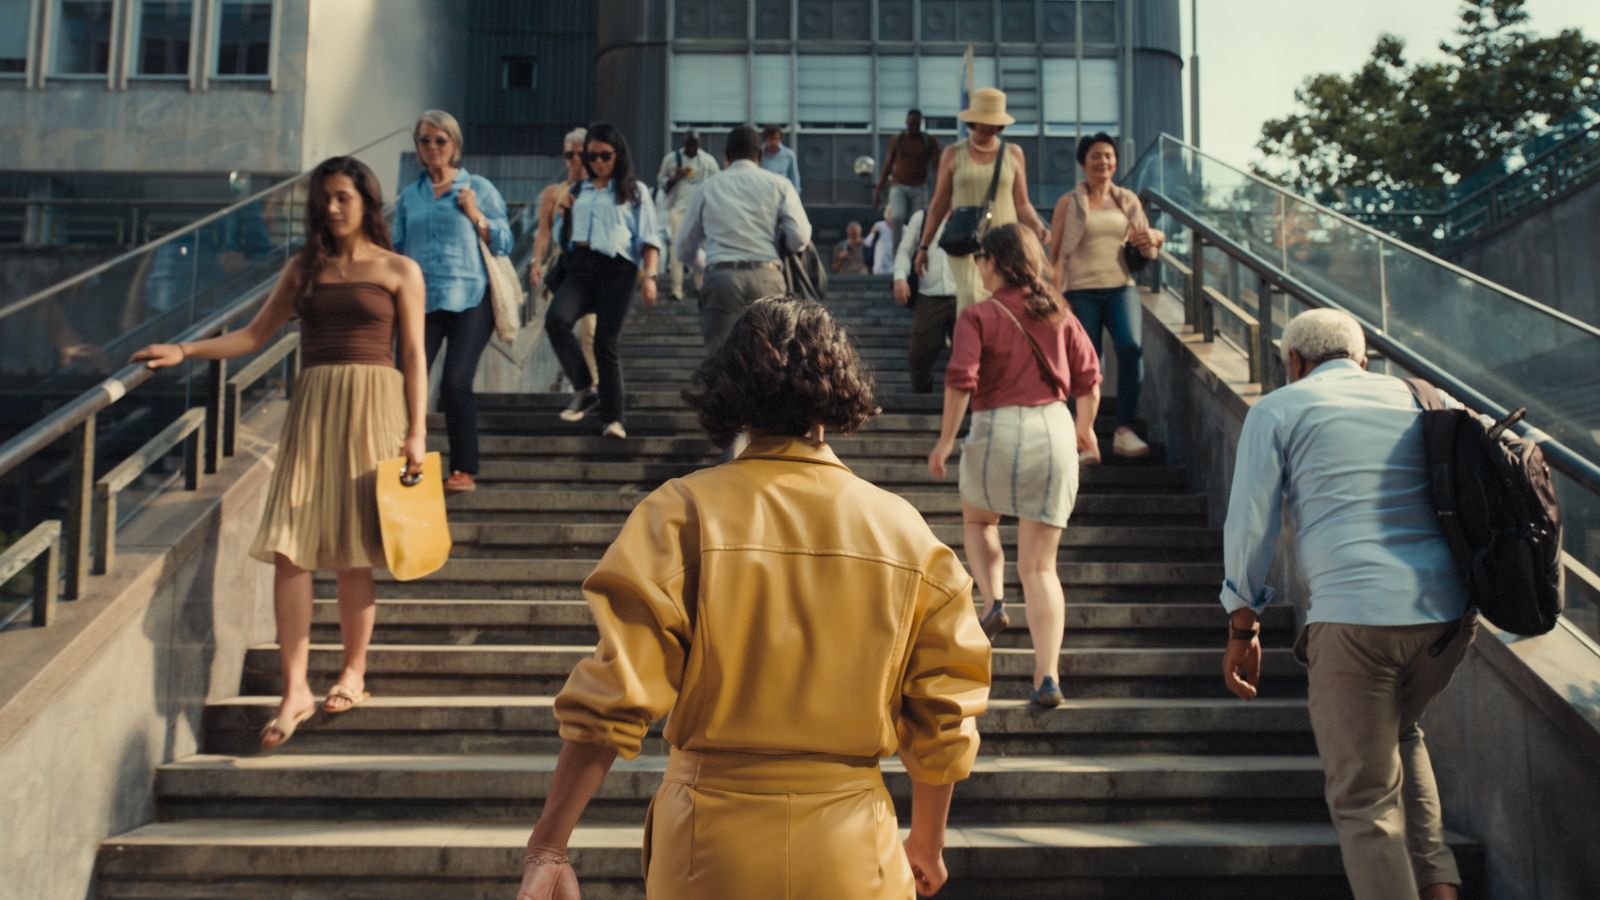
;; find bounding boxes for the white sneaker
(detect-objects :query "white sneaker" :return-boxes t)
[1112,428,1151,459]
[559,389,599,422]
[601,420,627,440]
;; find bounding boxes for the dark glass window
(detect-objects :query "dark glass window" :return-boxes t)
[52,0,115,75]
[0,0,30,74]
[137,0,193,76]
[502,56,535,91]
[215,0,271,77]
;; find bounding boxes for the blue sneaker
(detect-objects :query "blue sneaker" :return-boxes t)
[979,602,1010,640]
[1030,676,1062,708]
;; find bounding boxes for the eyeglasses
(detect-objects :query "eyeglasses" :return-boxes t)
[582,151,615,163]
[562,151,581,160]
[416,136,450,147]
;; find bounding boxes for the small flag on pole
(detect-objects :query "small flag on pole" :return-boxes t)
[958,43,974,140]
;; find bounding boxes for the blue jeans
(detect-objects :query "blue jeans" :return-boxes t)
[1068,285,1142,427]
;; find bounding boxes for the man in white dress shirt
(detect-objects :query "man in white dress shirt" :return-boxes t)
[655,131,720,301]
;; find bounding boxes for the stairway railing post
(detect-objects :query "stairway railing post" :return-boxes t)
[63,415,95,600]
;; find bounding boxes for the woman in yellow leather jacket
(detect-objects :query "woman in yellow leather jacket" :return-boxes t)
[515,297,992,900]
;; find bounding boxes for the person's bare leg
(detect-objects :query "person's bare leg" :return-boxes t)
[324,567,377,711]
[961,501,1004,615]
[264,554,317,747]
[1419,885,1459,900]
[1017,519,1066,689]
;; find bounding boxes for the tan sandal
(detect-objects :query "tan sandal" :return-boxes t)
[259,705,315,752]
[323,683,371,715]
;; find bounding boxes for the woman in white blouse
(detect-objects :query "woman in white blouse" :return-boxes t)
[545,122,663,440]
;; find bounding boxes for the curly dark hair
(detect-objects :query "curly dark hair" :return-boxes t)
[682,297,879,448]
[295,156,392,298]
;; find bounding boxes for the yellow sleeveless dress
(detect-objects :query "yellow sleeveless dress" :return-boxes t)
[948,139,1018,311]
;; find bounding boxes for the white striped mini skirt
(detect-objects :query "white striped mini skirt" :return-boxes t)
[958,402,1081,527]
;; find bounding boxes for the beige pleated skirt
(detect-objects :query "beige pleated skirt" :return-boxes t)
[249,363,408,571]
[959,401,1081,527]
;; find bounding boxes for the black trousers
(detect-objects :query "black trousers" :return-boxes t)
[545,248,640,424]
[907,294,956,393]
[424,296,494,475]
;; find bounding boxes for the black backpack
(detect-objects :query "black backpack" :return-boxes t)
[1405,379,1564,640]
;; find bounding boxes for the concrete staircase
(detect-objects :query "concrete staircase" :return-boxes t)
[93,275,1479,898]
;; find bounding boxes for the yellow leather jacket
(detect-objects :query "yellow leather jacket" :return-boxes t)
[555,435,991,784]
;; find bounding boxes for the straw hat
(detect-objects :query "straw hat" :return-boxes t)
[958,87,1015,126]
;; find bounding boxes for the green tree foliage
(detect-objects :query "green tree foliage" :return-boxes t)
[1256,0,1599,198]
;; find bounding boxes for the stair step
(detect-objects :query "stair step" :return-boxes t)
[96,818,1481,899]
[464,459,1186,491]
[153,753,1329,823]
[201,697,1316,756]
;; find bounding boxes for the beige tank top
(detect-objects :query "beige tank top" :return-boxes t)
[1066,207,1131,289]
[951,140,1017,227]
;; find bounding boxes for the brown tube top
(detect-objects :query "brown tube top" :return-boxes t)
[296,282,397,368]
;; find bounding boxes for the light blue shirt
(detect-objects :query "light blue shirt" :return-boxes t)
[1220,360,1468,626]
[760,144,801,191]
[393,169,512,314]
[557,180,663,265]
[675,160,812,266]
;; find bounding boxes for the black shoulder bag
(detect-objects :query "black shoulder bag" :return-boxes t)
[939,139,1005,258]
[543,181,582,295]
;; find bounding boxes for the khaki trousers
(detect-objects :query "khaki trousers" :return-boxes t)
[1300,619,1476,900]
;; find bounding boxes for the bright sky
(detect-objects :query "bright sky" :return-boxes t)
[1179,0,1600,171]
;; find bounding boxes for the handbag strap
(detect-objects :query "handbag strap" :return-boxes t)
[987,296,1067,398]
[980,139,1006,212]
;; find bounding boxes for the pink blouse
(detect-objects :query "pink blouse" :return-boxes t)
[945,286,1103,411]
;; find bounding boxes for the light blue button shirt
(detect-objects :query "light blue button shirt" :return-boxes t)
[760,144,801,191]
[1220,360,1468,626]
[558,180,663,265]
[393,169,512,314]
[674,160,812,266]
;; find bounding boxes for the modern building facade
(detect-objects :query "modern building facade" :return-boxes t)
[596,0,1184,209]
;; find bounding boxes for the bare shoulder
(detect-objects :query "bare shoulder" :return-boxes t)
[273,257,305,293]
[376,248,423,286]
[1008,143,1027,163]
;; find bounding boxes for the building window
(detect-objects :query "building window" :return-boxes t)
[752,54,790,126]
[1042,57,1120,135]
[918,54,997,132]
[0,0,30,75]
[796,55,871,131]
[213,0,271,78]
[876,56,914,126]
[134,0,194,77]
[671,54,747,129]
[52,0,115,75]
[501,56,535,91]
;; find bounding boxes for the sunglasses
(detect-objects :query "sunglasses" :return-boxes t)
[416,136,450,147]
[562,150,581,160]
[583,151,615,163]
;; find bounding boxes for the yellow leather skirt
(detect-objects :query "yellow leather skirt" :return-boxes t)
[643,749,914,900]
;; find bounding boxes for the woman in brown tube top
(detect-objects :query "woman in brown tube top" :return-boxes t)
[132,156,429,751]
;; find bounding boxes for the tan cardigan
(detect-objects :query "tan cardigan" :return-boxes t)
[1055,181,1153,262]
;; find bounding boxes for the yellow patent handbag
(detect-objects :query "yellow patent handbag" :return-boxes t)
[375,451,452,581]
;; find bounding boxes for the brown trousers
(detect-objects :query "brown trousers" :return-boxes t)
[1300,619,1477,900]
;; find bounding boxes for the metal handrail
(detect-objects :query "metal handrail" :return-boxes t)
[1142,184,1600,498]
[0,126,411,324]
[1138,134,1600,342]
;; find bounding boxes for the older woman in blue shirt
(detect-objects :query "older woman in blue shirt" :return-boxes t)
[393,109,512,493]
[547,121,662,440]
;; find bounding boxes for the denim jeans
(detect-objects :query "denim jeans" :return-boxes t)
[423,296,495,475]
[1067,284,1142,427]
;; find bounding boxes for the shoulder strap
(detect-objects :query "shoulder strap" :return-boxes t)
[983,140,1006,208]
[988,297,1067,397]
[1404,377,1445,411]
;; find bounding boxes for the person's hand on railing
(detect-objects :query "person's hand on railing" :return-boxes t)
[130,343,188,370]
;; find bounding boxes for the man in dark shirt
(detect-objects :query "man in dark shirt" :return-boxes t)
[874,109,940,245]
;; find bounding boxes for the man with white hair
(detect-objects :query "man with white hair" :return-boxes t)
[1218,308,1472,900]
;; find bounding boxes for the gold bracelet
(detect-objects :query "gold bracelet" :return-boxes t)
[523,851,572,866]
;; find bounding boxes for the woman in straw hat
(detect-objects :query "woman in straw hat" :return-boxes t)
[914,87,1048,313]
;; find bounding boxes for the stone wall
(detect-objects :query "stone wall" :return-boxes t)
[0,406,282,900]
[1136,287,1600,900]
